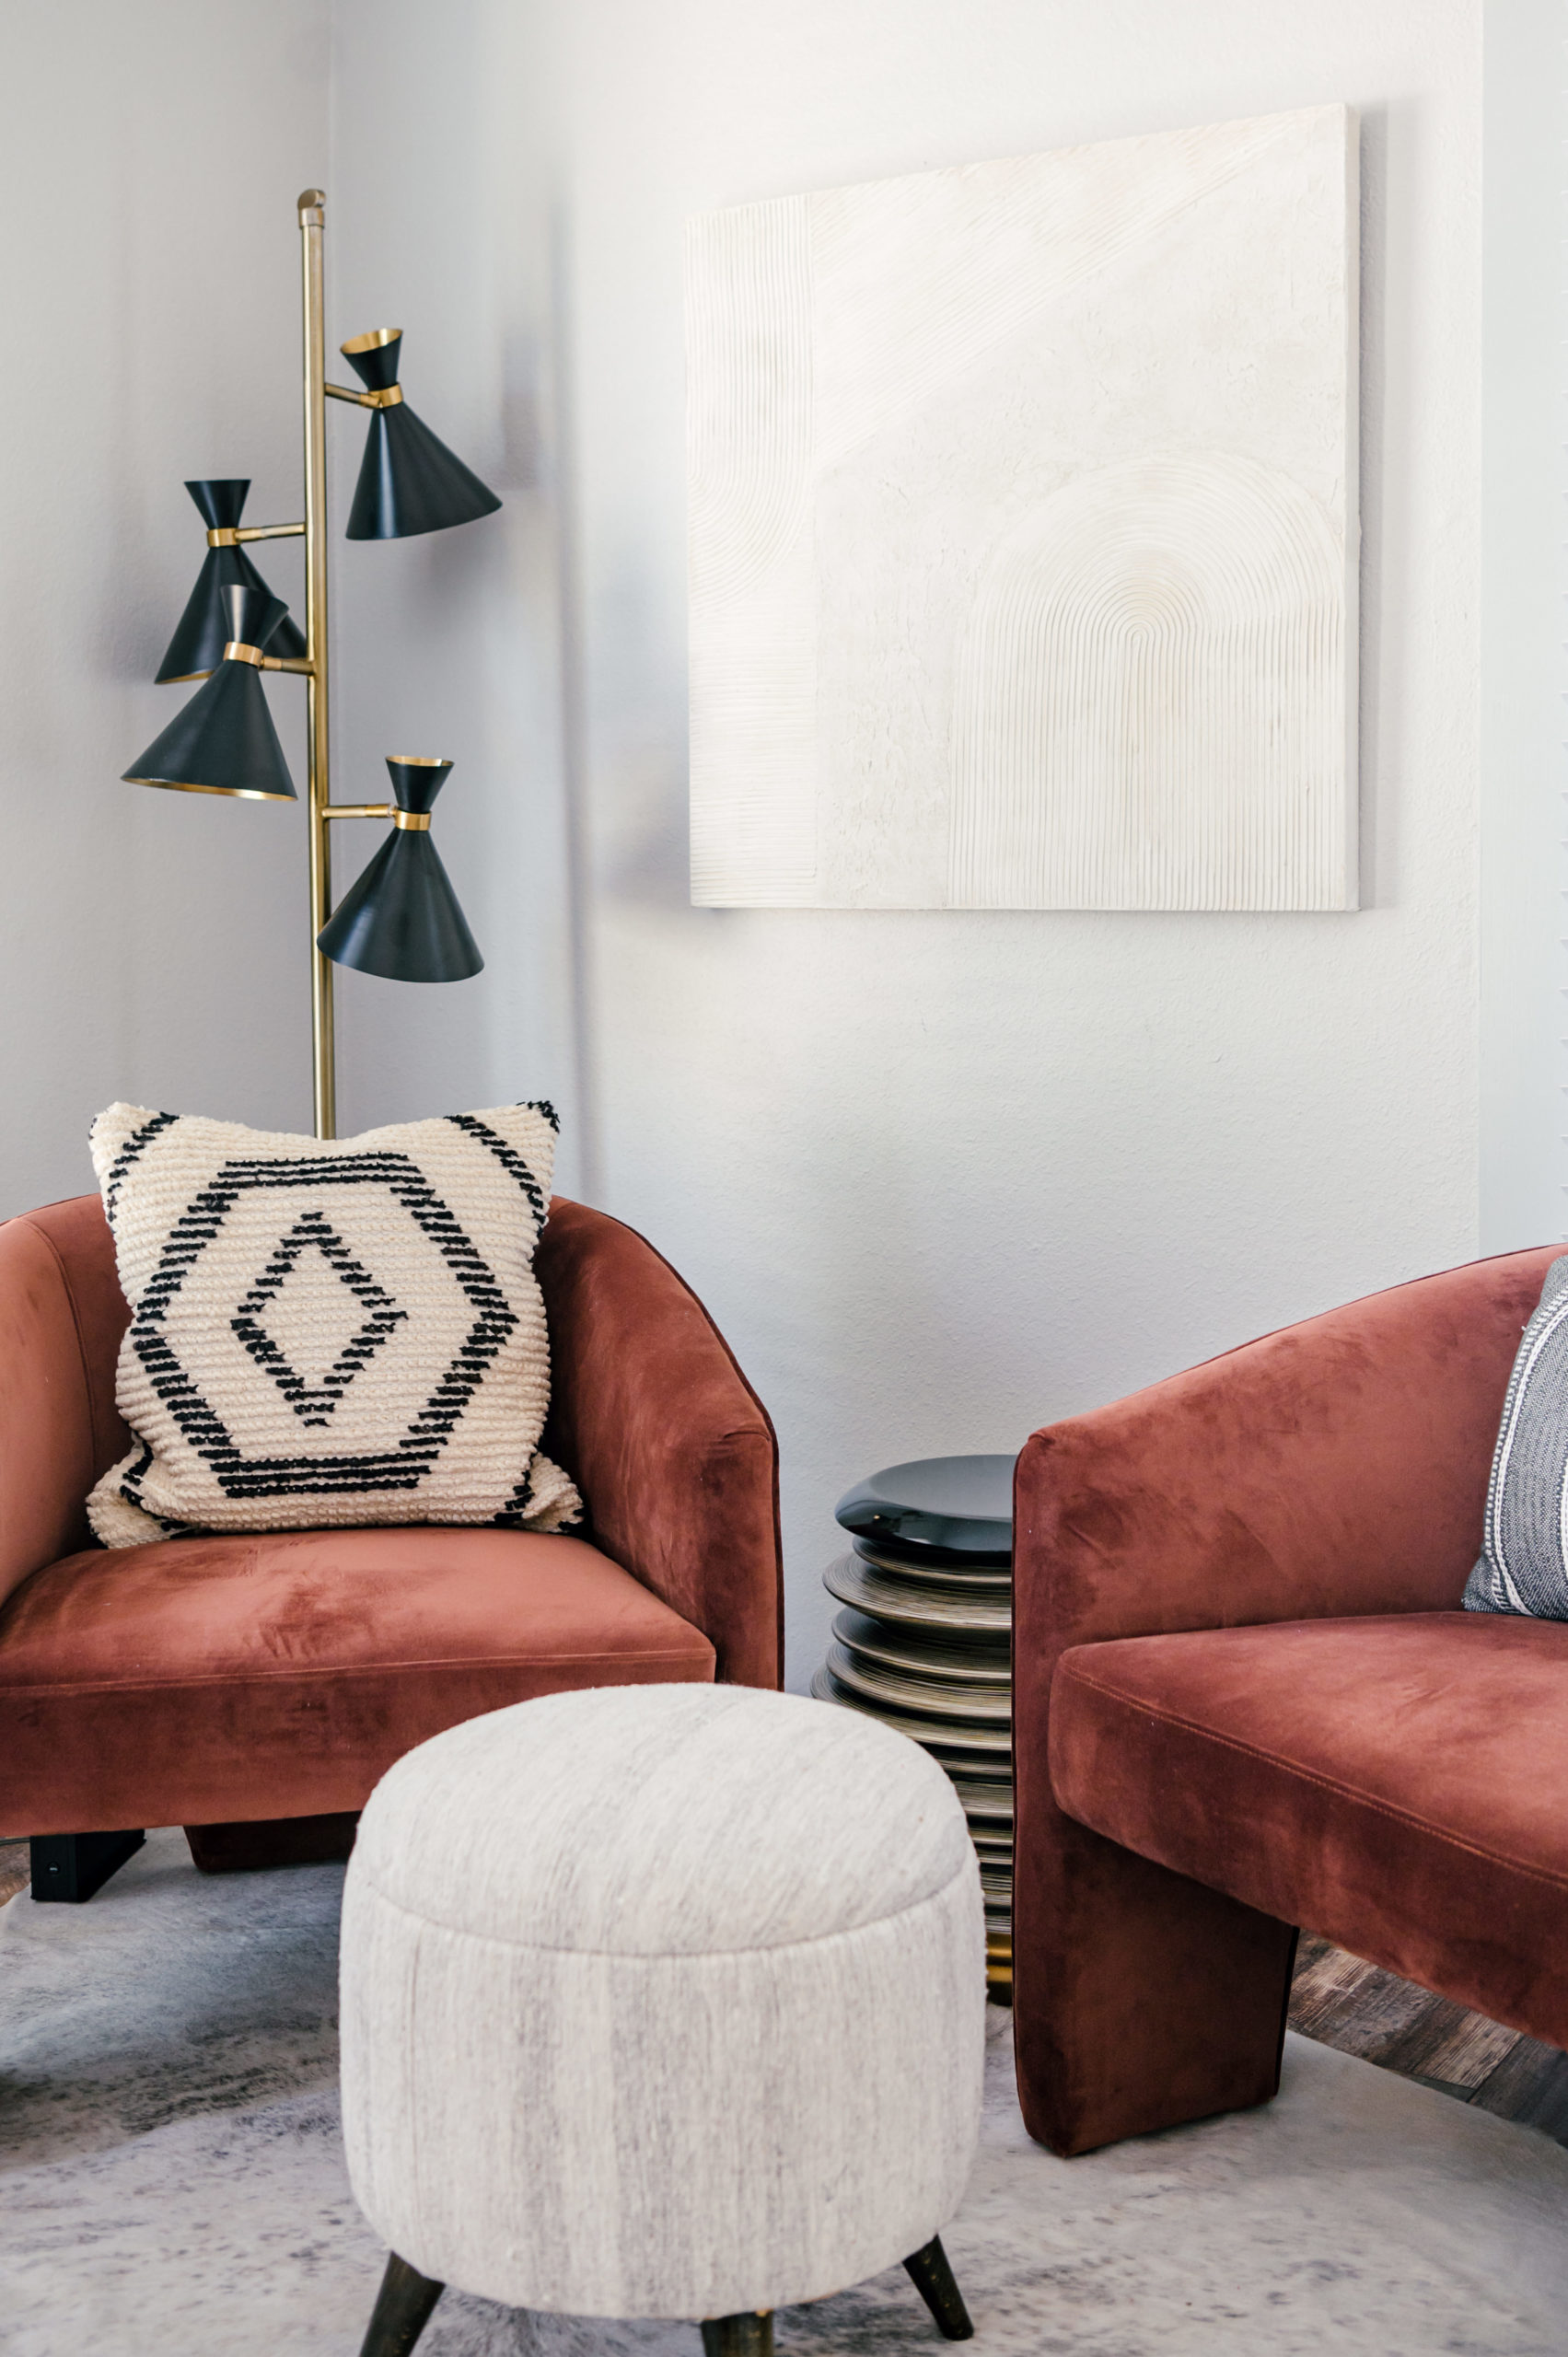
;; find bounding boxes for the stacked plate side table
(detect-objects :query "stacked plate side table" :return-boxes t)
[810,1454,1016,2000]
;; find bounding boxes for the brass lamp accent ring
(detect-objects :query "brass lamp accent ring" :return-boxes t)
[206,527,239,548]
[390,809,432,830]
[325,382,404,408]
[222,640,267,667]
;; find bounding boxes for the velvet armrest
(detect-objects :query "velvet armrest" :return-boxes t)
[535,1197,783,1689]
[0,1198,132,1609]
[1016,1243,1560,1676]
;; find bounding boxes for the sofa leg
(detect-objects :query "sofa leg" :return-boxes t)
[1014,1811,1299,2154]
[903,2235,974,2340]
[356,2252,444,2357]
[700,2315,773,2355]
[185,1813,359,1874]
[29,1830,145,1904]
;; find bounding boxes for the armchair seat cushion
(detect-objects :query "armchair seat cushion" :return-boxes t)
[0,1527,714,1839]
[1050,1611,1568,2049]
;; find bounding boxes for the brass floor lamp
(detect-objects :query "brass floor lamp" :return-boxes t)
[123,190,501,1140]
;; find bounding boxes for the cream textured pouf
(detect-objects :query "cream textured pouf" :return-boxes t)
[340,1682,986,2356]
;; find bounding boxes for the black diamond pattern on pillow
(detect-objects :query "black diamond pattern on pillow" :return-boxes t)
[231,1210,408,1428]
[86,1098,583,1546]
[128,1152,517,1504]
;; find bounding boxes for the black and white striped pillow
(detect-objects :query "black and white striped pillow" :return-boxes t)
[1464,1254,1568,1619]
[87,1100,581,1549]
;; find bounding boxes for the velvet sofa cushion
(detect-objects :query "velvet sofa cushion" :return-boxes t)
[1050,1612,1568,2050]
[0,1526,714,1839]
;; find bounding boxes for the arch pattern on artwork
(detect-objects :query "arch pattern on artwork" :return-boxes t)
[948,454,1348,910]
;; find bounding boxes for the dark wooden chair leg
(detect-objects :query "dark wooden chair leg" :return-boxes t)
[357,2251,445,2357]
[903,2235,974,2340]
[30,1830,145,1903]
[700,2314,773,2356]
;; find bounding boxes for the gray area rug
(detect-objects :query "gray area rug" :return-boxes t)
[5,1830,1568,2354]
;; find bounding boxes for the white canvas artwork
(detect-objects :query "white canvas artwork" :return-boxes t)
[686,105,1359,911]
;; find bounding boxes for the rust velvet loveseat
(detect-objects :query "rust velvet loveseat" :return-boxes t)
[1012,1243,1568,2157]
[0,1191,781,1884]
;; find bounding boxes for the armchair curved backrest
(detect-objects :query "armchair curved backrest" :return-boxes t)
[537,1198,782,1689]
[0,1194,130,1608]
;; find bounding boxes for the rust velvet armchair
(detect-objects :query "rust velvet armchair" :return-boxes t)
[0,1191,781,1893]
[1012,1244,1568,2157]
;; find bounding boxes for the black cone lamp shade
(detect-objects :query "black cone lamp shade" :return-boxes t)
[117,192,503,1142]
[123,585,297,801]
[156,480,308,681]
[318,758,483,981]
[341,331,502,540]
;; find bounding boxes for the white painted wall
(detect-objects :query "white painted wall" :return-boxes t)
[328,0,1487,1688]
[1479,0,1567,1253]
[0,2,330,1218]
[322,6,586,1162]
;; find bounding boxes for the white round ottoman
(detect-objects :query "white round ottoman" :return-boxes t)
[341,1681,986,2356]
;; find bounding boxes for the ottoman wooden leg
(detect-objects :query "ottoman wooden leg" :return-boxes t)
[700,2315,773,2355]
[357,2251,444,2357]
[903,2235,974,2340]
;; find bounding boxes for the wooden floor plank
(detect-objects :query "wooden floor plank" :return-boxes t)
[1356,1991,1517,2090]
[1289,1934,1439,2059]
[1469,2035,1568,2144]
[1286,1933,1516,2087]
[1290,1935,1568,2148]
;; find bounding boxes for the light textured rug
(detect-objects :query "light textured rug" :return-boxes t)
[5,1831,1568,2355]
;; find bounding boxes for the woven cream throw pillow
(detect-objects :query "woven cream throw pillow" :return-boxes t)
[87,1100,582,1549]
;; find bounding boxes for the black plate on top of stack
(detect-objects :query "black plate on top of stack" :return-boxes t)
[836,1455,1013,1562]
[815,1452,1016,1997]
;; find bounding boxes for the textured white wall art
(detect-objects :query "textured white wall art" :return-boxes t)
[687,105,1359,911]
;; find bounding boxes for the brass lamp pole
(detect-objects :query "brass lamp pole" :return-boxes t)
[123,188,499,1139]
[299,190,335,1140]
